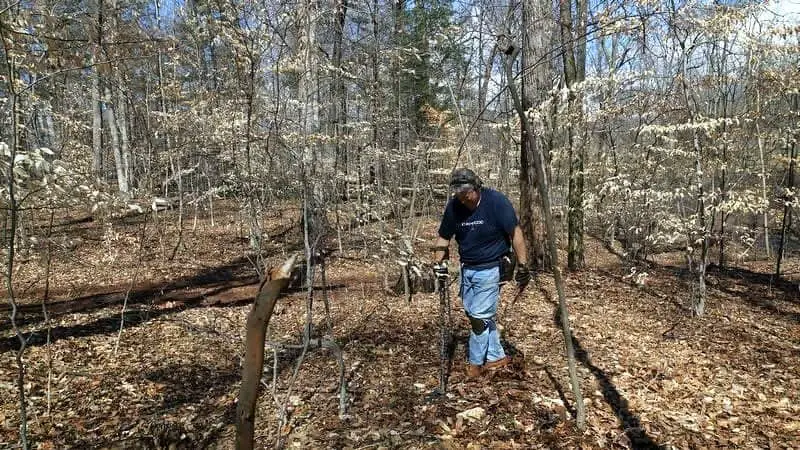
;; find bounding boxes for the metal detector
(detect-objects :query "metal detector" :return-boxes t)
[434,269,453,396]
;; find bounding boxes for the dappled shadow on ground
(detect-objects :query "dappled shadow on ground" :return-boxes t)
[707,265,800,323]
[0,255,260,333]
[229,305,457,416]
[569,334,663,450]
[595,268,692,315]
[0,280,349,354]
[708,264,799,300]
[537,281,664,450]
[587,233,800,322]
[0,299,216,353]
[299,303,569,446]
[145,363,239,409]
[6,216,799,449]
[595,253,800,325]
[0,255,355,354]
[103,363,241,449]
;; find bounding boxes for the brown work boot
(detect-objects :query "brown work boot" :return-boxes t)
[484,356,511,370]
[465,364,484,379]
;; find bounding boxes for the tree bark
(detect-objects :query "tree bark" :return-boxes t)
[332,0,348,196]
[235,255,298,450]
[684,83,707,317]
[477,37,495,120]
[92,60,103,179]
[117,82,132,188]
[520,0,554,271]
[671,12,708,315]
[776,96,797,277]
[713,38,732,268]
[560,0,586,271]
[691,130,707,317]
[757,123,770,259]
[103,84,128,194]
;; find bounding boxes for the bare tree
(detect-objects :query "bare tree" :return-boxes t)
[504,42,586,431]
[1,6,30,445]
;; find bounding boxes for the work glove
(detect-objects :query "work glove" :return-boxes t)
[433,262,449,279]
[515,263,531,287]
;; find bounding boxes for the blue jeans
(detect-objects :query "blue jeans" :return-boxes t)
[461,266,506,365]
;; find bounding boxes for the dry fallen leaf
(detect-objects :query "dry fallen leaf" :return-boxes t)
[457,407,487,423]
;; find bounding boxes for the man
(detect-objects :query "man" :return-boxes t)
[434,168,531,378]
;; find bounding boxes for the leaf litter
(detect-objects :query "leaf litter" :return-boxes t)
[1,205,798,449]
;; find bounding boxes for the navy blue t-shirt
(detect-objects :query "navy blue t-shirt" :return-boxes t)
[437,187,518,267]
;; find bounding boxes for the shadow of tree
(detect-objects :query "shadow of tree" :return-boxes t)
[535,281,664,450]
[0,293,233,353]
[588,233,800,323]
[1,255,260,333]
[540,365,577,418]
[569,332,663,450]
[706,265,800,322]
[596,257,800,324]
[594,268,692,315]
[1,256,349,350]
[1,279,349,355]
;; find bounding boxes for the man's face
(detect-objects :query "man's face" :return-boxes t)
[454,187,479,208]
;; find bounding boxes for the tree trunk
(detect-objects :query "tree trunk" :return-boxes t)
[714,38,732,268]
[692,130,708,317]
[673,22,708,315]
[235,256,298,450]
[243,49,260,251]
[116,83,132,188]
[752,60,770,258]
[477,40,495,120]
[757,121,770,259]
[776,100,797,277]
[505,46,586,431]
[332,0,348,197]
[560,0,586,271]
[143,77,154,191]
[520,0,554,271]
[103,84,128,194]
[92,61,103,179]
[1,21,30,446]
[35,98,57,151]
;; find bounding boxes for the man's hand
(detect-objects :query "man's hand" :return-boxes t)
[515,264,531,287]
[433,262,449,279]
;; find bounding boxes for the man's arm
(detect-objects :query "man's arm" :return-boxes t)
[511,226,528,266]
[433,236,450,263]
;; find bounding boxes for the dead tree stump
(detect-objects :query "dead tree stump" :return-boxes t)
[235,255,298,450]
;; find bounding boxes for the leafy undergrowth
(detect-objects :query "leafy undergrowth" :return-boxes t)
[1,205,799,449]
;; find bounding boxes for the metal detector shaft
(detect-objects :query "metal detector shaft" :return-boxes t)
[437,274,452,394]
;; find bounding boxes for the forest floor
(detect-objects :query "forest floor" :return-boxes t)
[1,201,799,449]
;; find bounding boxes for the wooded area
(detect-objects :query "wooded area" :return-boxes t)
[1,0,799,448]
